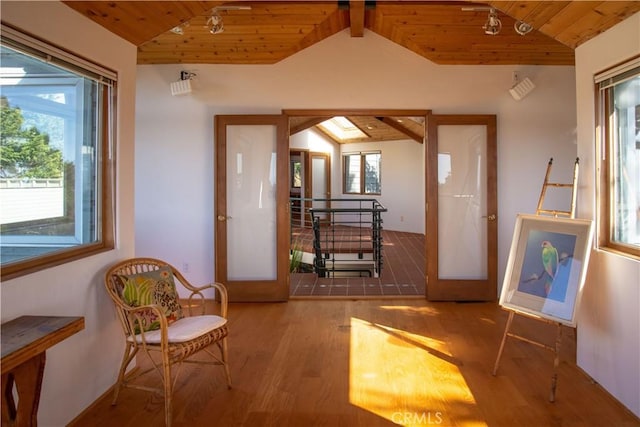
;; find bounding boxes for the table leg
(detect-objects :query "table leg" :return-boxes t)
[1,352,46,427]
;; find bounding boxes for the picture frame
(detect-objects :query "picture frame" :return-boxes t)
[499,214,594,327]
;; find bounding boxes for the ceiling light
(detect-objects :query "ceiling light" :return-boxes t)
[483,8,502,36]
[207,11,224,34]
[206,5,252,35]
[170,22,189,35]
[514,21,533,35]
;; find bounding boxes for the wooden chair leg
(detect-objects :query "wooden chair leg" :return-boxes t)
[162,352,173,427]
[112,343,136,405]
[222,338,232,389]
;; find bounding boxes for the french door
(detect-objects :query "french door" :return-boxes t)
[214,115,290,301]
[425,115,498,301]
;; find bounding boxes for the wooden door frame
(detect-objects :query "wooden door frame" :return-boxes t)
[215,114,290,302]
[425,114,498,301]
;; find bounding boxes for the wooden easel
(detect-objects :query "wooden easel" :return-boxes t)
[492,157,579,402]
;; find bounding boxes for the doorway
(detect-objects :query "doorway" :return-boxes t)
[289,150,331,228]
[285,109,431,298]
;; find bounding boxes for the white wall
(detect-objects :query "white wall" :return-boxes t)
[136,29,578,292]
[0,2,137,426]
[338,139,425,233]
[574,12,640,417]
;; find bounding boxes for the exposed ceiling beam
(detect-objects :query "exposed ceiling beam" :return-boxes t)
[349,0,365,37]
[314,127,341,144]
[378,117,424,143]
[289,117,331,135]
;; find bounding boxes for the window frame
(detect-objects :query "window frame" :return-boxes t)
[596,55,640,259]
[342,151,381,195]
[0,24,116,280]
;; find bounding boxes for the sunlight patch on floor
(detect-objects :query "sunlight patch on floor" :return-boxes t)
[349,317,486,426]
[379,305,441,317]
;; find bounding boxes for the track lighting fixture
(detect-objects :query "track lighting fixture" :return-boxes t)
[205,5,252,35]
[168,5,252,37]
[514,21,533,36]
[170,22,189,35]
[206,11,224,34]
[463,7,532,36]
[483,8,502,36]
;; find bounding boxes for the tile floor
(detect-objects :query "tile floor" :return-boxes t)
[290,229,426,297]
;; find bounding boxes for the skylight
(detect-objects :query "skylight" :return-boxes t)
[317,116,367,141]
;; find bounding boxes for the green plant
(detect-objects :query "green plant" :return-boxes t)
[290,246,303,273]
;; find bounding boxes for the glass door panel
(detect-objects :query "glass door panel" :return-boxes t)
[215,115,289,302]
[437,125,488,280]
[426,115,497,301]
[226,125,277,280]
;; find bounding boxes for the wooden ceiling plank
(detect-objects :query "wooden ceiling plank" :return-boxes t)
[137,49,296,65]
[490,1,535,18]
[244,2,338,15]
[428,54,576,64]
[538,1,604,39]
[218,14,342,25]
[141,44,297,54]
[295,9,349,52]
[554,1,640,49]
[376,3,490,16]
[349,0,366,37]
[63,1,224,45]
[512,2,572,29]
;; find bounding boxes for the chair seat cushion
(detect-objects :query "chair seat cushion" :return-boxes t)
[129,315,227,344]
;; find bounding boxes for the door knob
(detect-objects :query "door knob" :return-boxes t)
[482,214,496,221]
[217,215,231,221]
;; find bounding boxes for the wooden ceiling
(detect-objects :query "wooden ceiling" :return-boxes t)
[290,115,426,143]
[61,1,640,66]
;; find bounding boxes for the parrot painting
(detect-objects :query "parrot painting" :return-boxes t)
[541,240,559,295]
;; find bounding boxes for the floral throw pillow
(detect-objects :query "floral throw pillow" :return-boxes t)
[117,266,184,334]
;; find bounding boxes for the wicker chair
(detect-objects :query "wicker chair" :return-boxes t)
[104,258,231,427]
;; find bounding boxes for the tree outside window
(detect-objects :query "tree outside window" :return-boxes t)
[0,28,115,279]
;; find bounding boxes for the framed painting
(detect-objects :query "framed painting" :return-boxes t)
[499,214,594,327]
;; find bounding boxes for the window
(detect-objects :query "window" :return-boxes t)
[596,57,640,258]
[0,25,116,279]
[343,152,381,195]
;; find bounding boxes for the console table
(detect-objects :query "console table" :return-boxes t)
[1,315,84,427]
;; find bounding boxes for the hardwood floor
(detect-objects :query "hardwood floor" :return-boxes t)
[70,299,639,426]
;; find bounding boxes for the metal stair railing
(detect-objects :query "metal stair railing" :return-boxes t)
[307,199,387,278]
